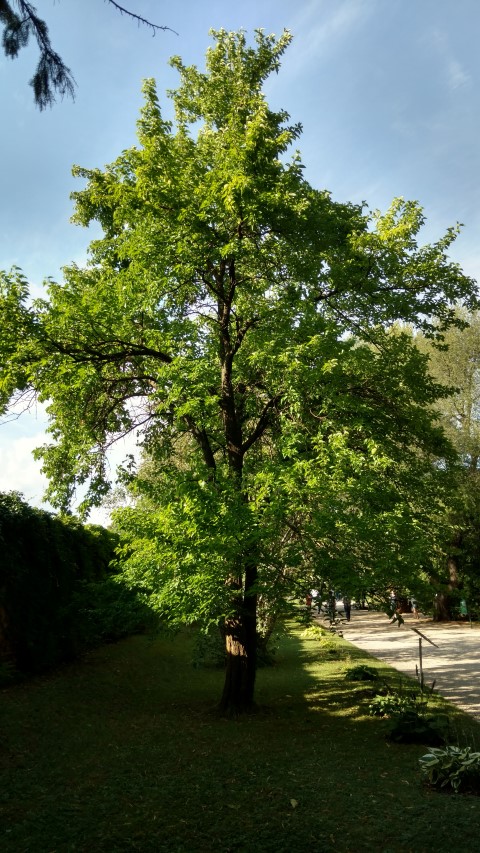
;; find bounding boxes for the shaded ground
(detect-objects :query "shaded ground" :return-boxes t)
[334,609,480,720]
[2,626,480,851]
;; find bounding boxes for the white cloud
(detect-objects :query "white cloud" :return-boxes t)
[427,29,471,92]
[0,433,49,506]
[297,0,372,45]
[269,0,375,82]
[448,58,470,91]
[0,398,140,522]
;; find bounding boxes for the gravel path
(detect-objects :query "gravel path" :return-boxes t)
[328,609,480,720]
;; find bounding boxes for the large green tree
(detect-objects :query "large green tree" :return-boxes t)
[0,30,477,711]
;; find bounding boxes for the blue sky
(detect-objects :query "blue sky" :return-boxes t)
[1,0,479,517]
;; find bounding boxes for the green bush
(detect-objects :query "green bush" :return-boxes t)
[70,576,159,648]
[419,745,480,793]
[192,627,226,669]
[369,692,418,717]
[301,624,327,640]
[369,684,449,744]
[388,710,448,745]
[345,664,379,682]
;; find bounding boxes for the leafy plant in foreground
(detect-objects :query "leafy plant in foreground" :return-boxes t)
[419,745,480,793]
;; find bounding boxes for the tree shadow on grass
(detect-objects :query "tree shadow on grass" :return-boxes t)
[3,626,480,852]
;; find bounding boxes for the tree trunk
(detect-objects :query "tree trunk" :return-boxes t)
[396,595,411,614]
[432,592,453,621]
[216,260,261,713]
[219,620,254,714]
[257,599,277,648]
[219,563,257,715]
[432,550,461,621]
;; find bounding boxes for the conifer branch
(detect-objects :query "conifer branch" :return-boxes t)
[0,0,175,109]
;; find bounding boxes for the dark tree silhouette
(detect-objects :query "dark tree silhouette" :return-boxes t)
[0,1,174,109]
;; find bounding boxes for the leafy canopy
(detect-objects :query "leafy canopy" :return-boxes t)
[0,29,477,630]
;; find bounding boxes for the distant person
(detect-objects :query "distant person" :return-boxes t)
[343,596,351,622]
[411,598,419,619]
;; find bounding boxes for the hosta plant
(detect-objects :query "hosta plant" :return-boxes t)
[419,745,480,793]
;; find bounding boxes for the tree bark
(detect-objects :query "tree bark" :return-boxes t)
[432,592,453,621]
[215,257,260,713]
[219,568,257,715]
[432,548,461,621]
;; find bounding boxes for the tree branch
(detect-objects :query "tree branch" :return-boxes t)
[232,316,259,356]
[1,0,75,108]
[105,1,178,35]
[183,414,217,471]
[242,395,282,454]
[44,336,173,366]
[1,0,176,109]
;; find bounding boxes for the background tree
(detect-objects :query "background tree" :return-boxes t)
[417,311,480,468]
[415,312,480,618]
[0,0,173,109]
[0,30,477,712]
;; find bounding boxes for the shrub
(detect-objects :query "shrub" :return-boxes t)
[301,625,327,640]
[388,710,448,745]
[345,664,379,682]
[369,684,448,745]
[192,627,226,669]
[419,746,480,793]
[70,576,159,648]
[369,692,419,717]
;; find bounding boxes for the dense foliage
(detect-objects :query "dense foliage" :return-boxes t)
[415,313,480,618]
[0,492,152,676]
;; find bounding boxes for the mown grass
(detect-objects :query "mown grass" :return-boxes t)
[1,623,480,852]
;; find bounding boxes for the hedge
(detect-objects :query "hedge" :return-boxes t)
[0,492,155,678]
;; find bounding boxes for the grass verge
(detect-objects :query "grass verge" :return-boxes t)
[1,623,480,852]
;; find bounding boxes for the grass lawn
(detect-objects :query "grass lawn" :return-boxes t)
[1,623,480,852]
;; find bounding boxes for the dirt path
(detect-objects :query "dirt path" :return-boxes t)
[326,609,480,721]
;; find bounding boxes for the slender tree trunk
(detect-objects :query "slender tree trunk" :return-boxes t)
[257,597,278,649]
[0,604,14,664]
